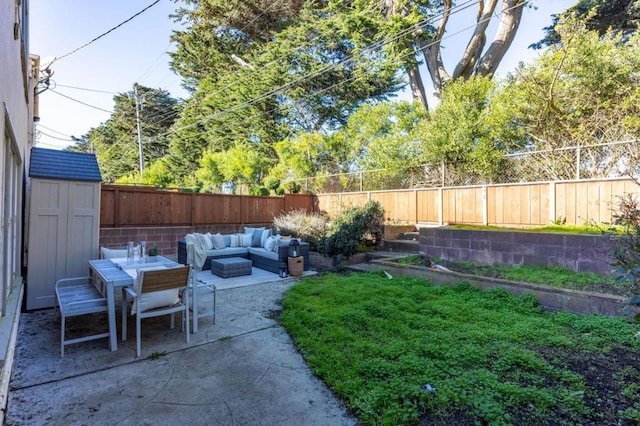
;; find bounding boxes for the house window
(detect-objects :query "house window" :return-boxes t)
[2,116,22,317]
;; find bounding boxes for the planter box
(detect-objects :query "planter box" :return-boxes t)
[368,259,626,317]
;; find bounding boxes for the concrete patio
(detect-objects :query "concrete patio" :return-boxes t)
[4,268,357,425]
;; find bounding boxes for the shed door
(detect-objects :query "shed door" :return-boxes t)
[26,179,99,309]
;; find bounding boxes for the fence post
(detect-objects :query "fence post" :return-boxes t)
[482,186,488,225]
[575,143,581,180]
[114,187,120,227]
[438,187,443,226]
[549,181,556,223]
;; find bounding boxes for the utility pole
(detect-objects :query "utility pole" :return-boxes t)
[134,84,144,177]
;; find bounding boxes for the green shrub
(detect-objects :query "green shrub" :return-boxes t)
[263,176,281,195]
[249,186,270,196]
[611,193,640,312]
[318,200,385,266]
[284,181,301,194]
[273,209,329,250]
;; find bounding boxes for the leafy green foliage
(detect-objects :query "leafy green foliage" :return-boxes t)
[499,16,640,179]
[533,0,640,49]
[284,181,301,194]
[71,85,180,183]
[281,272,640,425]
[417,77,524,184]
[318,200,384,266]
[611,193,640,309]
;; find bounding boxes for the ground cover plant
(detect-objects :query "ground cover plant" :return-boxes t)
[449,223,622,235]
[394,255,626,296]
[281,272,640,425]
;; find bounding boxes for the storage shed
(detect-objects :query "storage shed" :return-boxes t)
[26,148,102,310]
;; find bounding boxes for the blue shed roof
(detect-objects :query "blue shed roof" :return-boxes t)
[29,147,102,182]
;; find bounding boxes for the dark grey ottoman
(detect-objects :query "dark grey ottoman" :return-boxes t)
[210,257,252,278]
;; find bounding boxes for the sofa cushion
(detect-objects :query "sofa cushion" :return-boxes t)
[230,233,252,248]
[211,233,226,250]
[249,247,279,261]
[206,247,248,258]
[263,235,277,252]
[260,229,271,247]
[244,227,265,247]
[202,233,214,250]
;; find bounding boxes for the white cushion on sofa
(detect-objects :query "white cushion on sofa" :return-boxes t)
[206,247,248,257]
[248,247,279,260]
[211,233,226,250]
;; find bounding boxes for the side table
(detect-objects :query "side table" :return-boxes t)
[287,256,304,277]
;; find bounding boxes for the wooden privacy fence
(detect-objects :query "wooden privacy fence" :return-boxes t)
[100,185,316,228]
[315,178,640,227]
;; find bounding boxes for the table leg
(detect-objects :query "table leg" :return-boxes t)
[191,271,199,334]
[107,283,118,351]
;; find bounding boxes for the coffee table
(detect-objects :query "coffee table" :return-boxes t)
[210,257,253,278]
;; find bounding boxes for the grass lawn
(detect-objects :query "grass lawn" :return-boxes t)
[394,255,627,296]
[281,272,640,425]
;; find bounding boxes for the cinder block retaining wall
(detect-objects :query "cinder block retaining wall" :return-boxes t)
[419,228,617,276]
[100,224,272,257]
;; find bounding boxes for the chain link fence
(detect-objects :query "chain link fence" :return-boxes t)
[287,140,640,193]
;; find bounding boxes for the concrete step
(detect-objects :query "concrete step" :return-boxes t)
[382,239,419,252]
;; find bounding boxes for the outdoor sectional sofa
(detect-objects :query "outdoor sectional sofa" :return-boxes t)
[178,228,310,275]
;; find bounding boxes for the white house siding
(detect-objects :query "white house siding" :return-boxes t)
[0,0,35,420]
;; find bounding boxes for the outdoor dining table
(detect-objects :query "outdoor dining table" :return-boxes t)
[88,256,180,351]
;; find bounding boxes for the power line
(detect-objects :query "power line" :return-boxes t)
[55,83,118,95]
[158,0,483,139]
[52,0,161,65]
[50,89,114,114]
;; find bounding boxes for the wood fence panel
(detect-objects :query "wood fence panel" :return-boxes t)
[101,179,639,228]
[459,187,483,224]
[441,189,456,224]
[114,189,192,226]
[416,189,439,223]
[284,194,316,212]
[556,182,577,224]
[370,190,416,222]
[100,188,115,227]
[530,183,549,225]
[193,194,240,224]
[242,196,285,223]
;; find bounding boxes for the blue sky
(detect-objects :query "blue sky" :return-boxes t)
[30,0,575,150]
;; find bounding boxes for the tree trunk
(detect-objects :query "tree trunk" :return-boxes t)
[476,0,525,77]
[452,0,498,80]
[422,0,452,102]
[406,62,429,110]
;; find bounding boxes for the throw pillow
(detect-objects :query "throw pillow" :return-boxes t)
[260,229,272,247]
[211,233,226,250]
[197,233,213,250]
[245,227,265,247]
[270,234,282,253]
[264,236,276,252]
[229,235,238,248]
[204,232,213,250]
[222,234,231,247]
[242,233,252,247]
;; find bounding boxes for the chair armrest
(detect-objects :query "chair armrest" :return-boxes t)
[123,287,137,298]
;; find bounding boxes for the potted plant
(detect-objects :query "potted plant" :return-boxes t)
[147,244,159,261]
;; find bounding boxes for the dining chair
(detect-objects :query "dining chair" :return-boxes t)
[189,266,216,334]
[100,246,129,260]
[55,276,110,357]
[121,265,190,357]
